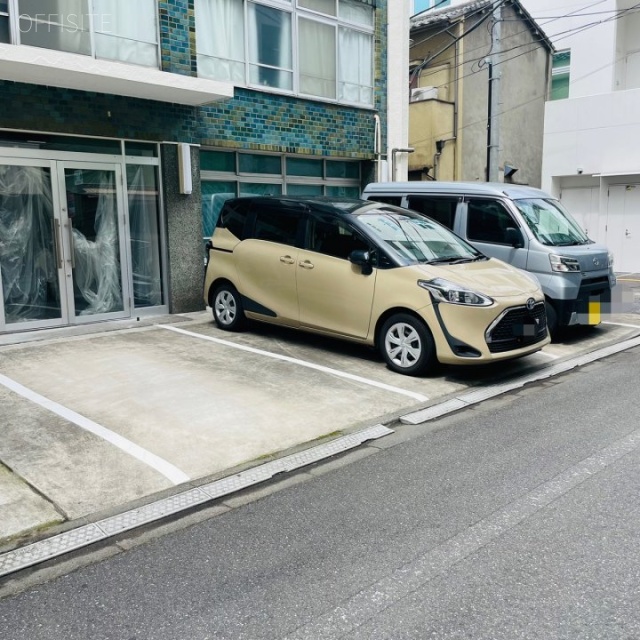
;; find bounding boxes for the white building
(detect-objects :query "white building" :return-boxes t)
[526,0,640,273]
[437,0,640,272]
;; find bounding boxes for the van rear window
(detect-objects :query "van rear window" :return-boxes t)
[368,195,403,206]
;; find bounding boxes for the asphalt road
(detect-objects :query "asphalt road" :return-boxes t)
[1,347,640,639]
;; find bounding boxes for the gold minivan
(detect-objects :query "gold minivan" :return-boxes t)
[204,197,550,376]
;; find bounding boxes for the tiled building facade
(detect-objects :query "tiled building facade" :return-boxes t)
[0,0,387,334]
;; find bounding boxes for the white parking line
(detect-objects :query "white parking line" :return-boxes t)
[157,324,430,403]
[0,374,190,485]
[603,321,640,329]
[535,350,559,360]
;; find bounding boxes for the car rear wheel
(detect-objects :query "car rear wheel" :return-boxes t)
[212,283,246,331]
[380,314,436,376]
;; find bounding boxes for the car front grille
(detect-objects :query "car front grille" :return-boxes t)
[486,302,547,354]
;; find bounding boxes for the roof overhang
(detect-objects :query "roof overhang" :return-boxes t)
[0,44,235,106]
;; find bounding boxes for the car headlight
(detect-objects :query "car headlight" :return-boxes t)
[418,278,494,306]
[550,254,580,272]
[608,252,614,268]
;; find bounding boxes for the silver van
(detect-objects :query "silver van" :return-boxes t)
[362,182,616,337]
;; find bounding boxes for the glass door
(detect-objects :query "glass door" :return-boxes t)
[0,160,66,330]
[0,160,131,332]
[57,163,131,323]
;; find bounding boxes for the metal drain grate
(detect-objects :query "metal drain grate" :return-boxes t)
[0,424,393,578]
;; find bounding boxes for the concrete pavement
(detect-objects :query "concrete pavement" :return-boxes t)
[1,276,639,570]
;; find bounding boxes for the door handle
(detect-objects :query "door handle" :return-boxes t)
[67,223,76,268]
[298,260,314,270]
[279,255,295,264]
[53,219,63,269]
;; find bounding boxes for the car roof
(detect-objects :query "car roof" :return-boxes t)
[362,181,552,200]
[226,195,392,216]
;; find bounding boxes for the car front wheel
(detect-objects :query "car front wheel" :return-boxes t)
[212,283,246,331]
[380,313,436,376]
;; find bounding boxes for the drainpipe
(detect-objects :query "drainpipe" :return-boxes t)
[433,140,444,181]
[391,148,415,182]
[433,138,456,181]
[373,114,382,182]
[451,28,460,178]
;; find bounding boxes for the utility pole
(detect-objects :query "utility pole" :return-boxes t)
[486,1,501,182]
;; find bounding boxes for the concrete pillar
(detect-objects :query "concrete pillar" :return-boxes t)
[387,1,411,181]
[160,143,204,313]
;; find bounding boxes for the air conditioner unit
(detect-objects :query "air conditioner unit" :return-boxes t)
[410,86,438,102]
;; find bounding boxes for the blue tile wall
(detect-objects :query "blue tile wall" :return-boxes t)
[0,0,388,160]
[158,0,197,77]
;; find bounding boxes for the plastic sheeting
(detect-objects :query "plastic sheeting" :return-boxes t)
[68,169,123,315]
[128,165,163,307]
[0,165,59,323]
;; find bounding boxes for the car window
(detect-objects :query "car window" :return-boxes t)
[466,199,518,244]
[251,200,301,246]
[366,195,403,206]
[218,199,251,239]
[307,215,369,260]
[406,195,459,230]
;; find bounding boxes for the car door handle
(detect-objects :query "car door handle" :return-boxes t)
[298,260,314,269]
[279,255,295,264]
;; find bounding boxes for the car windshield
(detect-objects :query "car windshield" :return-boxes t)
[515,198,591,246]
[356,208,483,265]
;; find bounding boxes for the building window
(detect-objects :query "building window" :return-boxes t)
[0,0,10,42]
[248,2,293,90]
[551,50,570,101]
[200,149,362,245]
[10,0,159,67]
[412,0,450,15]
[195,0,374,107]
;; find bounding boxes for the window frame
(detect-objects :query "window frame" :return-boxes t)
[200,149,362,245]
[6,0,161,68]
[551,49,570,101]
[196,0,375,107]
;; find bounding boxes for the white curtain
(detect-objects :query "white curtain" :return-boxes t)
[196,0,245,82]
[338,0,374,26]
[339,26,372,104]
[299,18,336,99]
[0,165,59,323]
[93,0,159,66]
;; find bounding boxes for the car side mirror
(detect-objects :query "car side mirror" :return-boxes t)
[349,249,373,275]
[505,227,524,248]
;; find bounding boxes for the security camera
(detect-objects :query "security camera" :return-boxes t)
[577,167,583,174]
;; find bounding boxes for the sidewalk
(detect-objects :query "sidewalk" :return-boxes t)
[1,292,639,573]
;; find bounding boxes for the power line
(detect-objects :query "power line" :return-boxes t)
[412,2,640,94]
[410,4,640,148]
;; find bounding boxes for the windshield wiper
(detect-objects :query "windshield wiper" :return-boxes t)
[424,256,468,264]
[555,240,585,246]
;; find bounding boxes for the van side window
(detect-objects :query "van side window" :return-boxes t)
[367,195,403,206]
[252,201,301,247]
[466,199,517,244]
[308,216,368,260]
[218,199,251,239]
[406,196,459,230]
